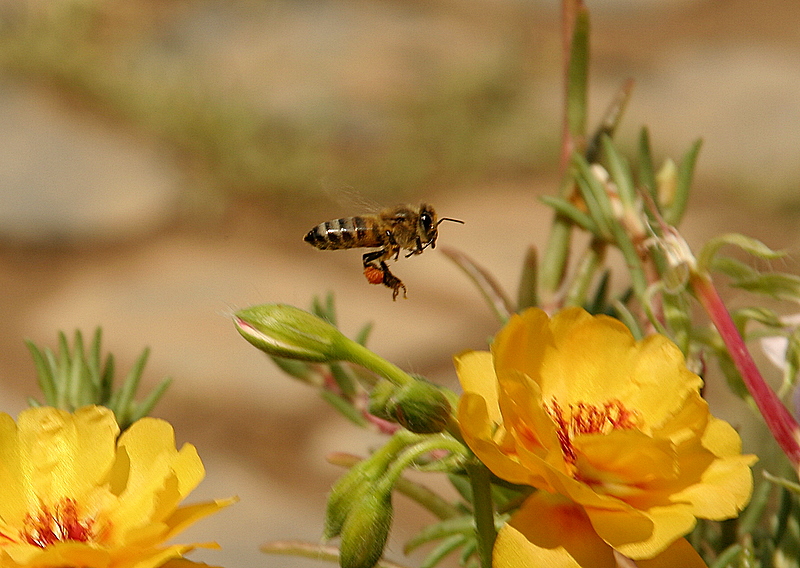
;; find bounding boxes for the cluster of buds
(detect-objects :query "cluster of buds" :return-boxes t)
[234,302,454,435]
[234,302,469,568]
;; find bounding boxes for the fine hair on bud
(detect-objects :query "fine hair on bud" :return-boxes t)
[339,489,393,568]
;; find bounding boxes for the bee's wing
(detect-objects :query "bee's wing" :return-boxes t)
[319,181,383,215]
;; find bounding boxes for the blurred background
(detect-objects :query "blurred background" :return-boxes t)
[0,0,799,566]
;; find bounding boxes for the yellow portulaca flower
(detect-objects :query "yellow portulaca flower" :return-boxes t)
[0,405,235,568]
[456,307,756,567]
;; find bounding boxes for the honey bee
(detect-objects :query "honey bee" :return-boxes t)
[304,203,464,300]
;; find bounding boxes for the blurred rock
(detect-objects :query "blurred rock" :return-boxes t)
[0,83,180,244]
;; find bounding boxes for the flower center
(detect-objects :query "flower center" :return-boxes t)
[20,498,97,548]
[547,399,638,466]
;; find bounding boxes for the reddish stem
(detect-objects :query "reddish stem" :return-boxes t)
[691,273,800,467]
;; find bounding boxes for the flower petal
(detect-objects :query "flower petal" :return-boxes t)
[494,491,617,568]
[108,418,205,539]
[3,540,111,567]
[0,413,25,522]
[636,538,707,568]
[575,429,677,488]
[458,393,543,486]
[672,454,757,520]
[454,351,501,423]
[161,498,238,543]
[585,503,695,559]
[492,309,554,391]
[17,407,118,507]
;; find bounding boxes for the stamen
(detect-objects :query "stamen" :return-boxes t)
[547,399,639,466]
[21,498,96,548]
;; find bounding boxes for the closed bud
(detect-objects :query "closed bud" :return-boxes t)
[366,380,397,421]
[234,304,349,362]
[389,381,452,434]
[324,461,378,539]
[339,487,393,568]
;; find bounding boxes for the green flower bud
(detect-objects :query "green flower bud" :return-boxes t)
[339,487,393,568]
[389,381,452,434]
[366,380,397,421]
[324,460,380,539]
[234,304,350,362]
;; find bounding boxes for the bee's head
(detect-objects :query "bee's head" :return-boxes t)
[417,203,463,250]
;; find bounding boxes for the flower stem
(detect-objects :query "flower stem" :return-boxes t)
[342,341,414,387]
[691,272,800,467]
[465,459,496,568]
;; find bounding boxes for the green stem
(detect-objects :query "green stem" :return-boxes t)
[465,459,496,568]
[564,238,605,307]
[342,340,415,387]
[384,436,468,478]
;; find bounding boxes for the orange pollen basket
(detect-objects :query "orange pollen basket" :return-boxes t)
[363,265,384,285]
[20,498,97,548]
[547,399,638,465]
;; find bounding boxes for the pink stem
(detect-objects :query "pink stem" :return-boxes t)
[692,273,800,467]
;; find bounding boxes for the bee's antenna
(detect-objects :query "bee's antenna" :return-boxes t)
[437,217,465,227]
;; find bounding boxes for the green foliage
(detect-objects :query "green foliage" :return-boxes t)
[26,328,170,431]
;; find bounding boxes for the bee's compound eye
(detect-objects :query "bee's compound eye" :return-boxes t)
[420,211,434,234]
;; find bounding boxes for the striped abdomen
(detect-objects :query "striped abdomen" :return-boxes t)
[303,216,386,250]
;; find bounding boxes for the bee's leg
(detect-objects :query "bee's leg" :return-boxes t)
[379,261,407,300]
[405,237,424,258]
[362,249,384,268]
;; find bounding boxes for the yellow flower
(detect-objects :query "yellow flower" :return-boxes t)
[0,406,235,568]
[456,307,756,567]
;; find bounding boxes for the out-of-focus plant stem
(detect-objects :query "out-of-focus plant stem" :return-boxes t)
[691,272,800,468]
[465,460,496,568]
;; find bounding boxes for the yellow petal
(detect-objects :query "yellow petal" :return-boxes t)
[492,309,553,390]
[117,543,203,568]
[160,559,226,568]
[672,454,757,520]
[620,334,703,425]
[17,406,118,509]
[108,418,205,538]
[496,370,561,460]
[701,415,744,457]
[586,503,696,559]
[538,308,642,404]
[575,429,677,487]
[494,491,617,568]
[116,418,205,499]
[161,498,239,543]
[457,393,543,486]
[454,350,501,424]
[0,412,25,522]
[3,540,110,567]
[636,538,707,568]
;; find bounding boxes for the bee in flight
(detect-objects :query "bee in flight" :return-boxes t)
[303,203,464,300]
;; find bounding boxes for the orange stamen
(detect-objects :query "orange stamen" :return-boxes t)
[21,498,97,548]
[547,399,638,466]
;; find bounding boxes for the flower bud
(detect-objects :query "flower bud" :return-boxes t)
[366,380,397,421]
[339,487,393,568]
[234,304,349,362]
[383,380,452,434]
[324,460,378,539]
